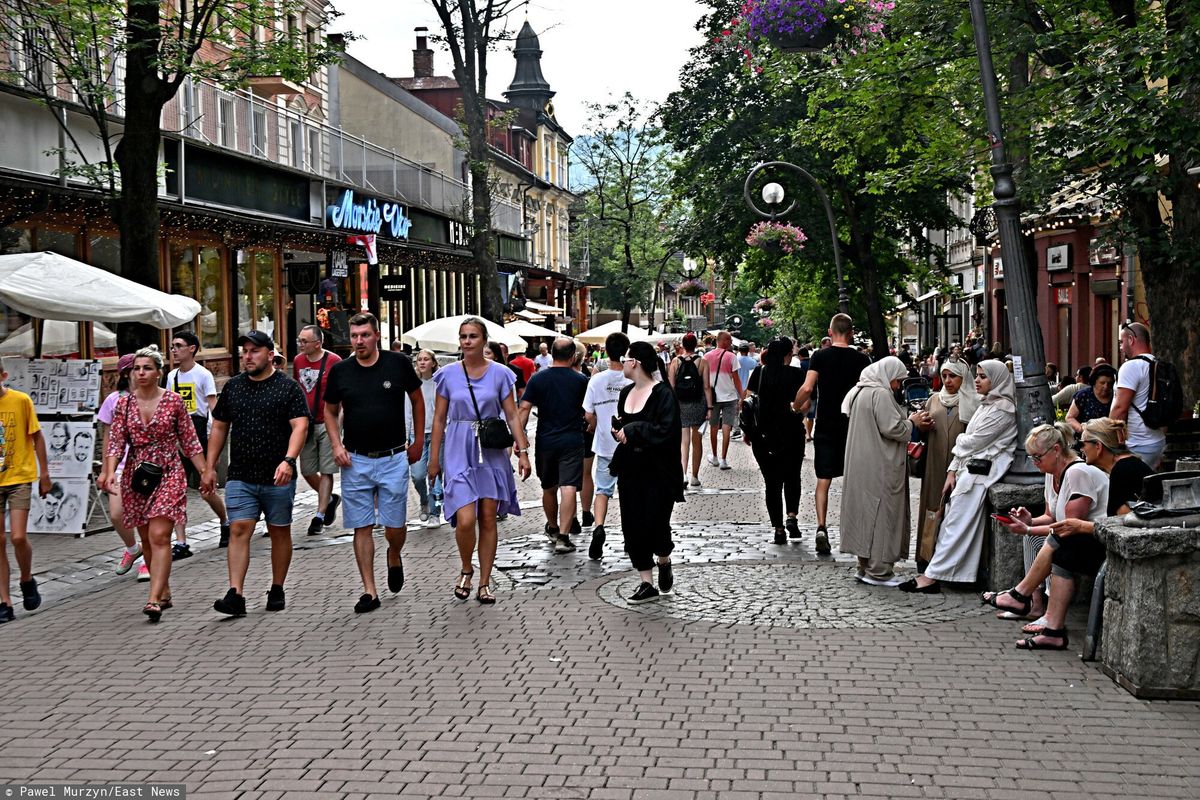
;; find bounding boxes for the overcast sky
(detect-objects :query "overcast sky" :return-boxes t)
[332,0,709,135]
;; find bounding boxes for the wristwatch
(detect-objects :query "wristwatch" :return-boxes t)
[282,456,297,470]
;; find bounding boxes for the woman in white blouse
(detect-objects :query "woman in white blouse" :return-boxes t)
[898,360,1017,594]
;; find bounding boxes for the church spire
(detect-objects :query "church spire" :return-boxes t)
[504,20,555,112]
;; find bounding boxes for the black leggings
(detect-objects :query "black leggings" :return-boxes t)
[752,442,802,529]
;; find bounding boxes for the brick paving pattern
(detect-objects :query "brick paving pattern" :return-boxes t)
[0,436,1198,798]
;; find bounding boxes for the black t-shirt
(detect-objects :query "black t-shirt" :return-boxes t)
[808,345,871,433]
[748,364,806,437]
[1107,455,1154,515]
[521,366,589,451]
[324,350,422,452]
[212,371,310,485]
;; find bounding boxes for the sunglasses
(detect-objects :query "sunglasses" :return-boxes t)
[1029,446,1056,463]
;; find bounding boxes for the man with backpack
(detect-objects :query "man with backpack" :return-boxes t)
[668,333,713,489]
[1111,322,1178,469]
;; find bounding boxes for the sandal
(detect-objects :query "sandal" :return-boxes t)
[476,583,496,605]
[1016,627,1068,650]
[159,595,173,610]
[143,602,162,622]
[982,588,1031,617]
[1022,621,1047,635]
[453,571,473,601]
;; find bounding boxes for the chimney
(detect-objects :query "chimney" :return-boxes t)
[413,27,434,78]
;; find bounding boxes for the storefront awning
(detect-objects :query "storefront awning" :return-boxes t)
[526,300,566,315]
[513,308,546,322]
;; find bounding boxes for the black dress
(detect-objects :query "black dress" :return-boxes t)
[609,382,684,571]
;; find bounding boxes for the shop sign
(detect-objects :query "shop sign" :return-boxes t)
[326,189,411,240]
[1056,286,1072,305]
[330,250,349,278]
[380,274,411,302]
[1047,244,1071,272]
[992,257,1004,279]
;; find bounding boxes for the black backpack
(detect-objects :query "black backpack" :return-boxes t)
[1133,355,1184,429]
[675,355,703,401]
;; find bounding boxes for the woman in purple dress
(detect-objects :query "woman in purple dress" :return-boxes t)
[428,318,532,604]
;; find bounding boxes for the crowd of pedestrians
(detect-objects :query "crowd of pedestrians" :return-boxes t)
[0,310,1179,646]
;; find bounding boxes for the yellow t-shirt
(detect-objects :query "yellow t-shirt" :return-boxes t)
[0,388,42,487]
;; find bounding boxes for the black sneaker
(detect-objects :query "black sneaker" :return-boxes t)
[218,521,231,548]
[354,593,380,613]
[324,494,341,527]
[554,534,576,554]
[658,561,674,595]
[815,526,831,555]
[774,529,787,545]
[388,554,404,593]
[544,523,560,544]
[213,588,246,617]
[569,516,582,535]
[628,582,660,604]
[0,603,13,623]
[307,517,323,536]
[172,542,192,561]
[582,510,595,528]
[265,584,286,611]
[19,578,41,611]
[786,518,802,539]
[588,525,605,560]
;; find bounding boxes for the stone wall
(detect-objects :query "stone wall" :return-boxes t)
[1096,517,1200,699]
[984,482,1044,591]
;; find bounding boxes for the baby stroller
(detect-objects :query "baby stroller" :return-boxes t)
[901,376,932,413]
[903,376,933,477]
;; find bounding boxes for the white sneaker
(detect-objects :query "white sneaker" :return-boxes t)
[719,458,731,470]
[688,477,701,487]
[136,561,150,582]
[707,455,719,467]
[857,574,905,587]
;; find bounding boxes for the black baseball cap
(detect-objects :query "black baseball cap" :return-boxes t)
[236,330,275,350]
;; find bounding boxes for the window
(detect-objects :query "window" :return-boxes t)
[170,242,226,350]
[290,120,304,168]
[308,128,321,172]
[252,106,268,157]
[88,234,121,357]
[218,96,235,147]
[236,250,277,340]
[180,78,201,137]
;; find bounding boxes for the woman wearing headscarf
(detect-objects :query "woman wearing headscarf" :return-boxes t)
[914,359,980,571]
[899,359,1017,593]
[840,357,932,585]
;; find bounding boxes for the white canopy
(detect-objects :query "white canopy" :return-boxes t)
[402,314,527,353]
[0,321,116,357]
[525,300,566,315]
[0,251,202,328]
[504,320,560,339]
[576,320,653,345]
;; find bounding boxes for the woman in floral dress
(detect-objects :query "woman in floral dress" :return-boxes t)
[99,346,206,621]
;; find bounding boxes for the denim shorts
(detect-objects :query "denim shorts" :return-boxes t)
[594,454,617,498]
[341,451,410,530]
[225,480,297,526]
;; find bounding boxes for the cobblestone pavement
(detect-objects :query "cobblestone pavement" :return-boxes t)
[2,435,1199,799]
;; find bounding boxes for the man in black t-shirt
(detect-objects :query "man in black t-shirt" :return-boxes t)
[516,337,589,554]
[792,313,871,554]
[323,312,424,614]
[202,330,310,616]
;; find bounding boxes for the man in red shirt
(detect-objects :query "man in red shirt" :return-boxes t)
[293,325,342,535]
[509,349,536,385]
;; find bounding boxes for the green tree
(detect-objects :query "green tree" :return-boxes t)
[572,95,676,332]
[0,0,343,350]
[428,0,526,323]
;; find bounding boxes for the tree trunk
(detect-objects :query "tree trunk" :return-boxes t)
[113,0,167,353]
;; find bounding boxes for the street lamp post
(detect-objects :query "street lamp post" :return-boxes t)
[742,161,851,314]
[968,0,1054,478]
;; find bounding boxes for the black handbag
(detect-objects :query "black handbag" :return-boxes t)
[130,461,164,496]
[967,457,992,475]
[464,364,514,451]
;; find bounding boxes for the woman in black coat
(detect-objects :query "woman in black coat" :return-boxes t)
[744,338,808,545]
[609,341,684,604]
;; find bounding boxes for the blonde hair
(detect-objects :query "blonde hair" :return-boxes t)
[1081,417,1128,453]
[573,339,586,367]
[415,348,439,376]
[134,344,165,371]
[1026,422,1074,458]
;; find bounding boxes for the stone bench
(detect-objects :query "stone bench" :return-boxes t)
[1095,515,1200,699]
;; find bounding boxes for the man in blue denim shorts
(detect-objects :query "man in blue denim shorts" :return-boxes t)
[202,331,309,616]
[324,313,424,614]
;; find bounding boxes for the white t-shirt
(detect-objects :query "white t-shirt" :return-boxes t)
[583,368,632,459]
[167,364,217,419]
[1116,355,1166,448]
[404,377,437,438]
[1045,461,1110,524]
[704,347,739,403]
[534,353,552,372]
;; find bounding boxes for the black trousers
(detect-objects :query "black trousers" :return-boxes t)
[617,474,675,571]
[752,441,802,529]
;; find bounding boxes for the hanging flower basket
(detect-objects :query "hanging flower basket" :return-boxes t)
[714,0,893,63]
[677,278,705,297]
[765,23,838,52]
[752,297,777,318]
[699,292,717,306]
[746,221,808,255]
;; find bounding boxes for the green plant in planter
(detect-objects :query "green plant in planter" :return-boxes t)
[746,221,808,254]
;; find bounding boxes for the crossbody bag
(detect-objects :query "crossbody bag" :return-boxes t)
[463,363,514,459]
[124,395,164,497]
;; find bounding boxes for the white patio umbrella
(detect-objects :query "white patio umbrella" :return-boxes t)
[0,321,117,357]
[402,314,527,353]
[504,320,560,339]
[0,251,201,328]
[575,320,653,346]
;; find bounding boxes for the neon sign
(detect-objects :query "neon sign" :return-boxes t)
[326,189,411,240]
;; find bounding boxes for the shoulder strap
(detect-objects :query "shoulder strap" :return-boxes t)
[310,353,329,417]
[172,371,178,393]
[462,362,484,424]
